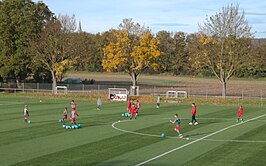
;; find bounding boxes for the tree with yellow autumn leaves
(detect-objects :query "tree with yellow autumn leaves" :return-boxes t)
[192,4,252,97]
[102,19,160,95]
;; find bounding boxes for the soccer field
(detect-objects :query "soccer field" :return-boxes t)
[0,94,266,166]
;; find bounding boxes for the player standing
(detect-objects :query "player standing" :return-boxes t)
[62,107,68,124]
[70,99,77,111]
[136,100,141,115]
[156,95,161,109]
[170,114,183,138]
[127,99,132,113]
[70,109,78,125]
[23,105,30,124]
[189,103,198,125]
[130,103,137,120]
[237,105,244,122]
[97,97,102,111]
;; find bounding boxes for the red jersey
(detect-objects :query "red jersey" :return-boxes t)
[70,101,77,110]
[192,105,197,115]
[238,106,243,116]
[130,106,137,114]
[127,100,132,109]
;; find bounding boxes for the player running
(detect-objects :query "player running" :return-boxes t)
[97,97,102,111]
[23,105,30,124]
[156,95,161,109]
[237,105,244,123]
[170,114,183,138]
[130,103,137,120]
[189,103,198,125]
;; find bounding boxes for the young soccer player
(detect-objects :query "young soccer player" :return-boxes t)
[237,105,244,122]
[97,96,102,111]
[62,107,68,124]
[156,95,161,108]
[70,99,77,111]
[23,105,30,124]
[70,109,79,125]
[170,114,183,138]
[130,103,137,120]
[136,100,141,115]
[189,103,198,125]
[127,99,132,112]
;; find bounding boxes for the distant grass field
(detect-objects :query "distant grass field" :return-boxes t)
[0,94,266,166]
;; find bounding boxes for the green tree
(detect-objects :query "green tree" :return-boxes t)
[29,19,74,92]
[102,19,160,95]
[195,4,252,97]
[156,31,187,75]
[0,0,52,86]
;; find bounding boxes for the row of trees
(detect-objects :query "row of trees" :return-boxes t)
[0,0,265,96]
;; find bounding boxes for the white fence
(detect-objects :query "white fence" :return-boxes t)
[0,82,265,100]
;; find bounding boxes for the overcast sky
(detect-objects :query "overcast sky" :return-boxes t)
[39,0,266,38]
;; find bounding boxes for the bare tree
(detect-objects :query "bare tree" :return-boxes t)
[58,14,77,33]
[197,4,252,97]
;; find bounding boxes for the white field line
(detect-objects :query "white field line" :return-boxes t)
[134,114,266,166]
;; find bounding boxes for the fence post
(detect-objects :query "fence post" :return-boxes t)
[37,83,39,93]
[98,84,100,95]
[22,83,25,93]
[82,84,85,94]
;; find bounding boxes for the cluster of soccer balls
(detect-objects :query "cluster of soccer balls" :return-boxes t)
[121,112,131,117]
[62,124,81,129]
[59,119,81,129]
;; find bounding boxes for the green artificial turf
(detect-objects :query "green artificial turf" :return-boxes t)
[0,94,265,166]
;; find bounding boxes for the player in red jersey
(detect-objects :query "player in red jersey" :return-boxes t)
[237,105,244,123]
[70,109,79,125]
[189,103,198,125]
[130,103,137,120]
[70,100,77,111]
[127,99,132,113]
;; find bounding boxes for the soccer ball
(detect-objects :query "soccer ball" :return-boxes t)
[28,120,31,124]
[122,114,125,117]
[40,100,42,102]
[63,125,66,128]
[161,133,165,138]
[186,137,190,140]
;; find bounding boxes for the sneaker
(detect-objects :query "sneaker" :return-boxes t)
[194,122,198,125]
[189,122,193,125]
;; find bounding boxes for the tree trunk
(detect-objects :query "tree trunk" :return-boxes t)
[222,81,226,98]
[130,72,138,96]
[16,77,22,89]
[51,70,57,94]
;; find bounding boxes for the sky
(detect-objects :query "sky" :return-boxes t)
[38,0,266,38]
